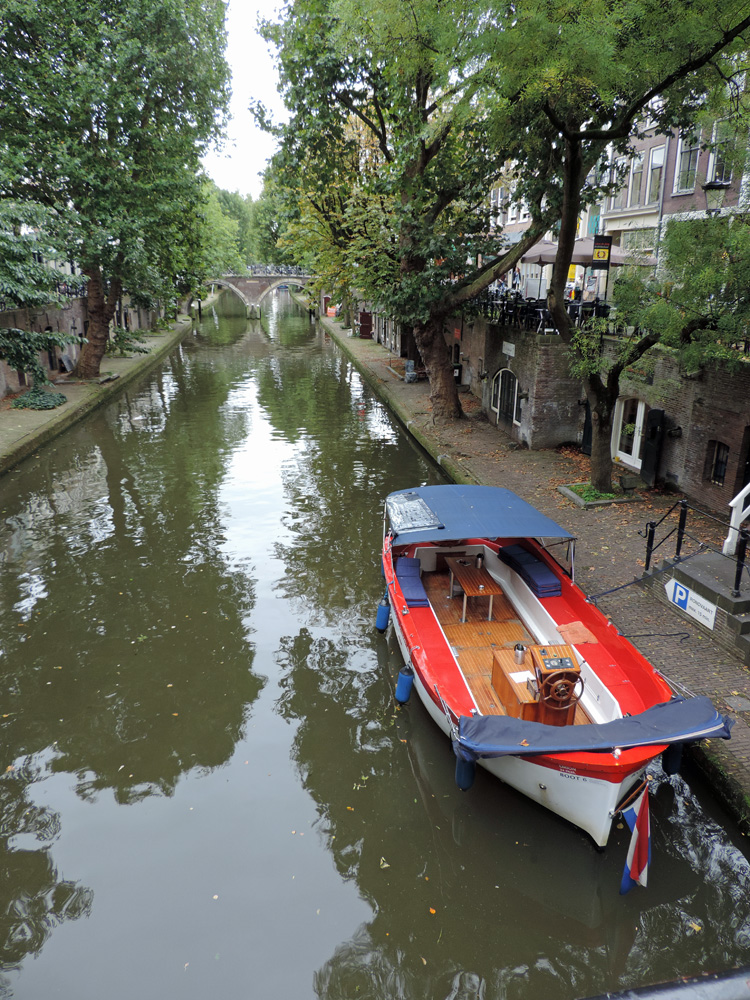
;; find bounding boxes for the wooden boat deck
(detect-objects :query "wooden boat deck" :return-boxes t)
[422,570,590,724]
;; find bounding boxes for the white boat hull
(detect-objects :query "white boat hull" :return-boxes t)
[391,617,642,848]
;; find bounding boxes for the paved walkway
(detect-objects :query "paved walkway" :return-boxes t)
[320,318,750,834]
[1,310,749,832]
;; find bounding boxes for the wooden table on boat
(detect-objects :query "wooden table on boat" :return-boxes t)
[445,557,505,622]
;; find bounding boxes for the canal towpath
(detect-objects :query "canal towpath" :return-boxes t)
[0,315,194,476]
[1,305,749,835]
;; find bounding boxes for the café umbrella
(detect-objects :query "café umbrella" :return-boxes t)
[521,236,654,267]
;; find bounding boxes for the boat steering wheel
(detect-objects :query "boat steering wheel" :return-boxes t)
[541,670,584,709]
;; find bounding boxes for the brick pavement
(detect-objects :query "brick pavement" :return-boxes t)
[322,319,750,832]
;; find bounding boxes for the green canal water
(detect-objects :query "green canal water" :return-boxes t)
[1,292,749,999]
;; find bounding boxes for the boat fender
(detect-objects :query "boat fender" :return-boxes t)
[455,756,476,792]
[662,742,683,776]
[375,594,391,633]
[395,665,414,704]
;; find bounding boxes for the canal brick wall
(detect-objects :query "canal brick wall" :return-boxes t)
[318,313,750,836]
[0,314,194,477]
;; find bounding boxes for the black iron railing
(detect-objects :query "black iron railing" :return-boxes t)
[643,498,749,597]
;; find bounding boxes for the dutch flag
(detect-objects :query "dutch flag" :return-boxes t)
[619,787,650,894]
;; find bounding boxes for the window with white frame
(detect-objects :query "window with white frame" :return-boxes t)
[642,97,664,131]
[707,120,734,185]
[613,397,650,469]
[491,368,521,426]
[489,187,500,230]
[629,154,644,207]
[609,158,628,211]
[673,133,701,192]
[646,146,665,204]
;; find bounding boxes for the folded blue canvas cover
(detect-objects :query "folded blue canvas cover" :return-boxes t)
[454,697,732,762]
[386,486,573,546]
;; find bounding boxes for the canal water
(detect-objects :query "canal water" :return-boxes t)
[1,292,750,1000]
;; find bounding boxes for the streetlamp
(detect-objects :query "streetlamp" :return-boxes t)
[702,180,730,217]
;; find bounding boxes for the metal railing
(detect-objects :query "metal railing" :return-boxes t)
[245,265,309,277]
[643,498,749,597]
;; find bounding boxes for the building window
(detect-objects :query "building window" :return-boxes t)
[610,158,628,211]
[646,146,665,204]
[621,228,657,256]
[629,154,644,207]
[489,187,500,229]
[707,120,734,185]
[674,134,701,192]
[706,440,730,486]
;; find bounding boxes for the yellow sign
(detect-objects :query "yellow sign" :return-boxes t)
[591,235,613,269]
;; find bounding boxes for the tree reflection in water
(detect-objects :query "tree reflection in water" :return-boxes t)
[0,304,265,983]
[0,761,92,996]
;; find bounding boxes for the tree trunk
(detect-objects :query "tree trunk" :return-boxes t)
[413,317,463,422]
[586,382,616,493]
[72,266,121,379]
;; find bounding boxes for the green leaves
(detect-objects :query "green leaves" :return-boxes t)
[0,201,60,309]
[0,327,80,387]
[613,213,750,374]
[0,0,231,375]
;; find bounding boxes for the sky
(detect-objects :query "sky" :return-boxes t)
[201,0,287,201]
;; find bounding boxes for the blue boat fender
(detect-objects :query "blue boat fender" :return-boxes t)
[395,665,414,704]
[455,755,476,792]
[375,594,391,633]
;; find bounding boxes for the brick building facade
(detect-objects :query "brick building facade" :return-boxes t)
[444,314,750,516]
[0,295,158,400]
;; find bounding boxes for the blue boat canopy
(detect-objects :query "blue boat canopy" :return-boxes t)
[454,697,733,763]
[386,486,574,545]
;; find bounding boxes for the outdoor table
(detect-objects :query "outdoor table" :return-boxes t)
[445,557,505,622]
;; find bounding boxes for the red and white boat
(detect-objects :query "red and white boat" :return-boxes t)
[379,485,732,848]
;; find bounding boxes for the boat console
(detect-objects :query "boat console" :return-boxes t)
[491,643,583,727]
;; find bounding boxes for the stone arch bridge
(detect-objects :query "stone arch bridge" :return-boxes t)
[208,272,313,318]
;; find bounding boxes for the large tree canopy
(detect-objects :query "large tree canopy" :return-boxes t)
[0,0,231,378]
[611,212,750,367]
[257,0,556,417]
[503,0,750,489]
[259,0,750,458]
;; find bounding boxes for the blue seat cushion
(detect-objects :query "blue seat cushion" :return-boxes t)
[396,568,430,607]
[499,544,561,598]
[396,557,422,577]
